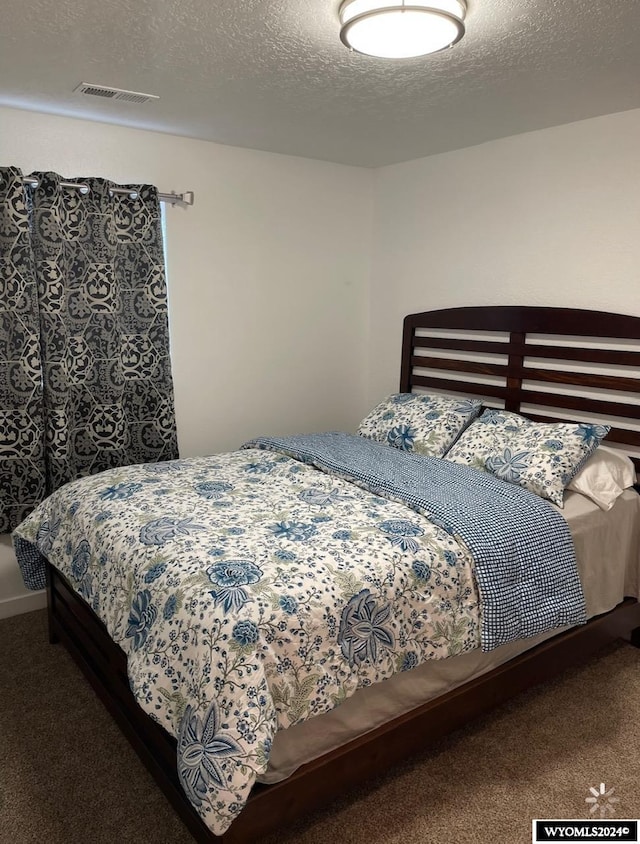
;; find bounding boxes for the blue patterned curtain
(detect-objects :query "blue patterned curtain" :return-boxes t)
[0,167,179,531]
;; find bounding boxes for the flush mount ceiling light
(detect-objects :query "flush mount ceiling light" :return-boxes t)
[339,0,466,59]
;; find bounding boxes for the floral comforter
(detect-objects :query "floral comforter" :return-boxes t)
[13,433,585,835]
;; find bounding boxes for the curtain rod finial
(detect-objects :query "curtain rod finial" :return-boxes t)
[162,190,195,206]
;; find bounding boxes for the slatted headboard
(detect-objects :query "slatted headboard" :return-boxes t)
[400,306,640,472]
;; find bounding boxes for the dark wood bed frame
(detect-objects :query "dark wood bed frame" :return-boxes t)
[47,306,640,843]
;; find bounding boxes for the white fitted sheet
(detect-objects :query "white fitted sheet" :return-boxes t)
[260,488,640,784]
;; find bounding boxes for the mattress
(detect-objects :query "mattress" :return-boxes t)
[260,488,640,783]
[14,436,597,835]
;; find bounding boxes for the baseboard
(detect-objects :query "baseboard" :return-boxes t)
[0,589,47,620]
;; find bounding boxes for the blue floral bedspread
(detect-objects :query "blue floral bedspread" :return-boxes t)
[247,433,586,650]
[13,433,585,836]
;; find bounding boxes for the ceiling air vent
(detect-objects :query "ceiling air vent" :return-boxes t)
[74,82,159,104]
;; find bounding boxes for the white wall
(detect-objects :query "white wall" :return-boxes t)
[0,105,373,614]
[368,108,640,403]
[4,104,640,616]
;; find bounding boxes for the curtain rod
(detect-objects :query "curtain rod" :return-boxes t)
[21,176,194,207]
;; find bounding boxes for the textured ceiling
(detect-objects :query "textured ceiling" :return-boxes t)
[1,0,639,167]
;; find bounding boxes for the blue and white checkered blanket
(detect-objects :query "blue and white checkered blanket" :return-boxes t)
[246,432,587,650]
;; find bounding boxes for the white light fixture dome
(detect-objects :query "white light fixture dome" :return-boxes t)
[339,0,466,59]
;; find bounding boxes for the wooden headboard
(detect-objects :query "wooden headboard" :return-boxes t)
[400,306,640,472]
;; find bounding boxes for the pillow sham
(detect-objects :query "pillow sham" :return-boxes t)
[357,392,482,457]
[567,445,636,510]
[445,409,610,507]
[443,409,529,471]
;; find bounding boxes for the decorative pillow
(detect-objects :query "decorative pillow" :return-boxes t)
[357,393,482,457]
[567,445,636,511]
[445,410,610,507]
[443,409,529,470]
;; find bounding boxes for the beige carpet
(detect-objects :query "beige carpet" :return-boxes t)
[1,610,639,844]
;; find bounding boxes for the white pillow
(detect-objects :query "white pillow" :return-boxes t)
[567,446,636,510]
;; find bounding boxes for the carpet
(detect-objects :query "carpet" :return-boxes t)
[1,610,638,844]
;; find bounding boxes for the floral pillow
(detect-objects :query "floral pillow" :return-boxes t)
[443,409,529,470]
[445,409,610,507]
[357,393,482,457]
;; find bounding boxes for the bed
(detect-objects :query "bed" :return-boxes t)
[13,305,640,843]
